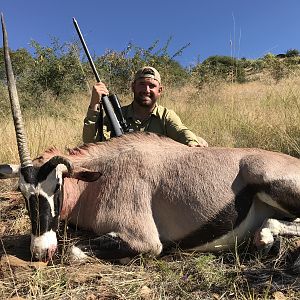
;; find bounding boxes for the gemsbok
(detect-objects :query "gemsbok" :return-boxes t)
[1,15,300,271]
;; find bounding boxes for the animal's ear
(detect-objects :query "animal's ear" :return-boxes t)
[0,164,20,179]
[64,166,102,182]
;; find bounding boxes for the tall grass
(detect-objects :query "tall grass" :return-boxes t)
[162,76,300,155]
[1,75,300,164]
[0,93,90,163]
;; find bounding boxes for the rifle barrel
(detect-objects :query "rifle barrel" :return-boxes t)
[72,17,123,137]
[72,17,101,83]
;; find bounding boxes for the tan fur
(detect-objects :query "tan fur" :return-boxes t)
[32,132,300,255]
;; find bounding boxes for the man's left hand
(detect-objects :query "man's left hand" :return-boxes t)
[188,137,208,147]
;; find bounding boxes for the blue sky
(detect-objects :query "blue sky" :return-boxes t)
[2,1,300,66]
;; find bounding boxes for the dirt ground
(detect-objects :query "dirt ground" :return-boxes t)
[1,182,300,299]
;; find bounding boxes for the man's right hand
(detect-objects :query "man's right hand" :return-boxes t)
[89,82,109,111]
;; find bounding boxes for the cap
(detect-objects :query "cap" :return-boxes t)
[134,66,161,84]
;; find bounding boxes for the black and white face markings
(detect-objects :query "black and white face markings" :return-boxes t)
[19,161,68,260]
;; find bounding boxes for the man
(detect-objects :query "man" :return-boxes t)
[83,66,208,147]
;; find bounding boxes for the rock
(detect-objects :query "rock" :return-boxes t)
[1,255,48,270]
[140,285,152,299]
[273,291,286,300]
[85,294,97,300]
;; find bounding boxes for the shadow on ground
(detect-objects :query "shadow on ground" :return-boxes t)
[0,234,31,260]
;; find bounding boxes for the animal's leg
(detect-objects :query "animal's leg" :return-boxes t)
[240,155,300,217]
[116,213,163,257]
[70,178,163,261]
[254,218,300,254]
[70,212,162,261]
[92,185,163,259]
[71,232,139,261]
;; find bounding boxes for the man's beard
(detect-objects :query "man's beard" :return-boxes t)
[134,93,157,107]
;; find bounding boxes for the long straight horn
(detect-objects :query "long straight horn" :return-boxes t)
[1,13,32,168]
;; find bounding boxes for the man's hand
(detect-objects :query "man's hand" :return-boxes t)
[188,137,208,147]
[89,82,109,111]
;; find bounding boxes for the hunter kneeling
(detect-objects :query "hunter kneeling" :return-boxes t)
[83,66,208,147]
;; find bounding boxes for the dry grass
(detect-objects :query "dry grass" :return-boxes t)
[2,76,300,163]
[1,194,300,300]
[1,77,300,299]
[0,93,90,163]
[161,77,300,155]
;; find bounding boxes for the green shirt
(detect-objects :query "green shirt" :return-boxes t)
[83,103,200,146]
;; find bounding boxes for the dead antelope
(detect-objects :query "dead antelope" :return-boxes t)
[1,15,300,270]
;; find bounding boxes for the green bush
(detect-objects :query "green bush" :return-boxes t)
[1,38,191,113]
[286,48,300,58]
[262,52,300,82]
[191,55,247,89]
[2,36,300,115]
[0,47,35,83]
[21,40,88,104]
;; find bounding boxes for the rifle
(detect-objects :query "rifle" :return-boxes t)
[73,18,128,139]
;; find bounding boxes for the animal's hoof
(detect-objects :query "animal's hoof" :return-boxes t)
[254,227,274,248]
[68,245,90,263]
[256,236,281,258]
[257,244,273,257]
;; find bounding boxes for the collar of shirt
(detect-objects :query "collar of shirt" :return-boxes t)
[126,102,160,120]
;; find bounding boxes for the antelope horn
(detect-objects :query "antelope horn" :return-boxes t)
[1,13,32,168]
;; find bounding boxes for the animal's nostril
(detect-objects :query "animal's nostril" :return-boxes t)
[47,245,57,261]
[33,250,44,261]
[32,248,55,262]
[31,246,49,262]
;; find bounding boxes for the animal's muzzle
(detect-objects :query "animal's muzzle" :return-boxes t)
[30,230,58,262]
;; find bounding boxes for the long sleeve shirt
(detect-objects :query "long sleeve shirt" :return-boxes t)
[83,103,200,146]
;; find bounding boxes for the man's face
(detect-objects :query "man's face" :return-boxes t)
[132,77,162,108]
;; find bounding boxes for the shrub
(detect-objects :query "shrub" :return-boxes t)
[262,52,300,82]
[286,49,300,58]
[0,47,34,83]
[191,55,246,89]
[18,39,89,109]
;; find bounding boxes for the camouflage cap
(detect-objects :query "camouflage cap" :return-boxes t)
[134,66,161,84]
